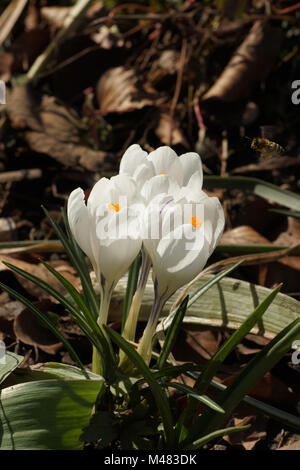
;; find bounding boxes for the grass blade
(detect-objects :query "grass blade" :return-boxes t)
[183,425,250,450]
[209,379,300,432]
[2,260,115,377]
[157,296,189,370]
[204,175,300,211]
[183,371,300,432]
[42,206,99,319]
[104,326,175,448]
[164,382,225,414]
[194,284,281,395]
[269,208,300,219]
[162,260,244,332]
[216,243,300,256]
[152,364,203,380]
[0,281,88,377]
[187,318,300,443]
[121,252,141,332]
[178,284,281,442]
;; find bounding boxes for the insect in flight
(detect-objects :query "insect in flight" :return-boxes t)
[244,126,285,160]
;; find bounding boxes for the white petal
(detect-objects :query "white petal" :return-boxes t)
[180,171,206,202]
[87,177,114,213]
[179,152,203,186]
[141,175,171,203]
[96,235,142,285]
[119,144,148,176]
[152,224,210,296]
[148,146,183,185]
[206,197,225,253]
[133,163,155,187]
[67,188,95,265]
[110,174,139,204]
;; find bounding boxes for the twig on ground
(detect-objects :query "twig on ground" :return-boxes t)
[168,38,187,145]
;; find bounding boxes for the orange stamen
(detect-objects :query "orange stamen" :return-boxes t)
[190,216,203,229]
[108,203,120,212]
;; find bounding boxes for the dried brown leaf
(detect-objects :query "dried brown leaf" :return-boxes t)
[223,411,267,450]
[221,225,270,245]
[0,254,68,300]
[96,66,165,114]
[13,299,63,354]
[273,217,300,271]
[202,21,282,103]
[6,85,108,171]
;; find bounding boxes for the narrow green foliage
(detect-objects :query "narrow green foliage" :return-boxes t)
[163,382,225,414]
[0,281,88,377]
[194,284,282,395]
[157,296,189,370]
[179,284,281,442]
[204,175,300,211]
[121,252,142,332]
[186,318,300,444]
[183,424,251,450]
[42,206,99,319]
[269,208,300,219]
[104,326,175,448]
[162,261,244,332]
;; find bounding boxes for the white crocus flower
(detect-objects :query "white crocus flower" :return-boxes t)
[119,144,203,202]
[119,144,205,362]
[137,190,225,364]
[67,174,143,327]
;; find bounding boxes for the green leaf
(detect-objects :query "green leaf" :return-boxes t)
[39,260,115,371]
[42,206,99,319]
[216,243,300,256]
[188,318,300,443]
[184,369,300,432]
[159,261,244,333]
[104,326,175,448]
[209,379,300,432]
[163,382,225,414]
[61,208,99,317]
[29,363,101,381]
[157,296,189,370]
[269,208,300,219]
[183,424,251,450]
[155,276,300,339]
[0,379,102,449]
[0,281,88,378]
[152,364,203,380]
[194,284,281,395]
[2,260,115,378]
[121,252,141,332]
[0,352,24,385]
[203,175,300,211]
[178,285,281,442]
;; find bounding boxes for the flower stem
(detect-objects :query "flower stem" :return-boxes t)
[119,252,151,369]
[92,283,113,375]
[137,292,166,365]
[122,252,151,341]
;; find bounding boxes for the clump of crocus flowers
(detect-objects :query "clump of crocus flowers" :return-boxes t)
[67,145,225,369]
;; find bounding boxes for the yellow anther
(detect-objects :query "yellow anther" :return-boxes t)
[108,203,120,212]
[190,216,203,229]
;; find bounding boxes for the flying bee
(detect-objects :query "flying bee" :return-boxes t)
[244,126,285,160]
[249,137,285,157]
